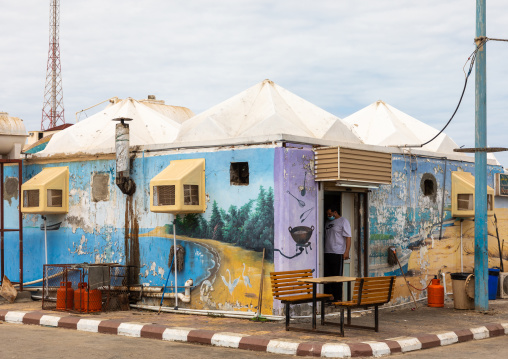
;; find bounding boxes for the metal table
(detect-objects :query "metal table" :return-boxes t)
[298,276,356,331]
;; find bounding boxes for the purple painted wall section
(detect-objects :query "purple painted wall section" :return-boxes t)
[274,145,319,274]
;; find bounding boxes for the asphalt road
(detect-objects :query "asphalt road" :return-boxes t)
[0,322,278,359]
[1,322,508,359]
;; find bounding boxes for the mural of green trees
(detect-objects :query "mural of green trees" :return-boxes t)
[166,186,275,260]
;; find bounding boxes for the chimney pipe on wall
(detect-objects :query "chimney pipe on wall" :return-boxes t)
[113,117,136,195]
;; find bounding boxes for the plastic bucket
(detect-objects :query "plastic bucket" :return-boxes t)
[450,272,474,310]
[488,268,500,300]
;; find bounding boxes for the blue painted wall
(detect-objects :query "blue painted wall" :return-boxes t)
[368,154,503,276]
[1,148,275,296]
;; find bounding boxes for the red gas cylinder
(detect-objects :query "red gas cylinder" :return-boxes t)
[428,276,444,308]
[74,282,87,312]
[56,282,74,310]
[83,289,102,313]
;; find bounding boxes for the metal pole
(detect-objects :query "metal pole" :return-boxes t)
[1,163,4,282]
[18,161,23,291]
[44,216,48,266]
[173,215,178,309]
[474,0,488,311]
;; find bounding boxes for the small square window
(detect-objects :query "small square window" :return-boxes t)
[230,162,249,185]
[47,189,63,207]
[184,185,199,205]
[457,194,473,211]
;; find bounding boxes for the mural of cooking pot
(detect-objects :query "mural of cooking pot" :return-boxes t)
[274,225,314,259]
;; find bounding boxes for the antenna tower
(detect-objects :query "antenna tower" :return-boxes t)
[41,0,65,130]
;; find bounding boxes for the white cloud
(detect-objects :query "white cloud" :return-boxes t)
[1,0,507,165]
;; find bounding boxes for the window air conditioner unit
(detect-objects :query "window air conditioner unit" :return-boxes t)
[498,272,508,299]
[451,171,494,217]
[150,159,206,214]
[21,167,69,214]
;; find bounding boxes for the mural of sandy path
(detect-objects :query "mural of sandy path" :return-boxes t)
[403,208,508,300]
[141,227,274,315]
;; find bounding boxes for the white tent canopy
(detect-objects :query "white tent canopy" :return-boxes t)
[343,100,460,155]
[41,98,188,155]
[175,79,362,145]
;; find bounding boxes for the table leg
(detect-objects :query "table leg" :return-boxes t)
[312,283,317,330]
[346,281,352,324]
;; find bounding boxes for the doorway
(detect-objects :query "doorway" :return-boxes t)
[320,188,369,283]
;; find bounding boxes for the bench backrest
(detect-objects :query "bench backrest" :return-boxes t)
[351,276,395,306]
[270,269,314,300]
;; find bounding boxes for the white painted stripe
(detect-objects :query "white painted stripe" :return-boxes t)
[5,311,26,324]
[77,319,102,333]
[390,337,422,352]
[470,326,489,340]
[437,332,458,346]
[501,322,508,334]
[266,340,300,355]
[211,332,246,348]
[162,327,193,342]
[321,343,351,358]
[40,315,61,327]
[362,341,390,357]
[118,323,145,337]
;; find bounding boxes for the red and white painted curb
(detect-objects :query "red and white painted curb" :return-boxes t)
[1,310,507,358]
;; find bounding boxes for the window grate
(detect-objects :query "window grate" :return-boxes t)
[183,185,199,205]
[24,189,40,208]
[47,189,63,207]
[154,185,175,206]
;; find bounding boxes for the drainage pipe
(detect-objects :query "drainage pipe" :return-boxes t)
[143,279,193,303]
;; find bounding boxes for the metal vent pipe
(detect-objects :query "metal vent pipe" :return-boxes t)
[113,117,136,195]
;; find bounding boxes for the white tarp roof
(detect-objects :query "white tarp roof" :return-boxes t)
[41,98,184,155]
[343,100,460,155]
[175,79,362,145]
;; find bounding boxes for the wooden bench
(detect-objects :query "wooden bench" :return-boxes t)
[270,269,333,331]
[332,276,395,334]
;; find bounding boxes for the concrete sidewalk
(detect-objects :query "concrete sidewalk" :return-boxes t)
[1,299,508,357]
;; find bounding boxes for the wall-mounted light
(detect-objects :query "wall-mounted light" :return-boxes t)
[335,181,380,189]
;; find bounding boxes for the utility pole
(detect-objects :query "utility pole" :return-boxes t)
[41,0,65,131]
[474,0,488,311]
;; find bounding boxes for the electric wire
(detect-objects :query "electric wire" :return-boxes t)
[418,38,488,148]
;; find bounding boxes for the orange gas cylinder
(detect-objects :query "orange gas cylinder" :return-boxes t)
[74,282,87,312]
[427,276,444,308]
[56,282,74,310]
[83,289,102,313]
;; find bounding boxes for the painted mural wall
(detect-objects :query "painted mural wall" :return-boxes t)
[368,153,504,301]
[273,145,318,314]
[1,147,276,314]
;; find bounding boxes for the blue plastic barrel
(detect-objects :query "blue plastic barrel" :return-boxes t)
[488,268,500,300]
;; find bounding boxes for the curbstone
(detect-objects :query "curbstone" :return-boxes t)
[1,310,508,358]
[436,332,458,346]
[267,339,300,355]
[118,322,145,337]
[40,315,61,327]
[211,332,246,348]
[5,311,26,324]
[77,318,102,333]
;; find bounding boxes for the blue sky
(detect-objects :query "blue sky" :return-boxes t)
[1,1,507,167]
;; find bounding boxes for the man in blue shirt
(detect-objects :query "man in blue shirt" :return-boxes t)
[324,205,351,301]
